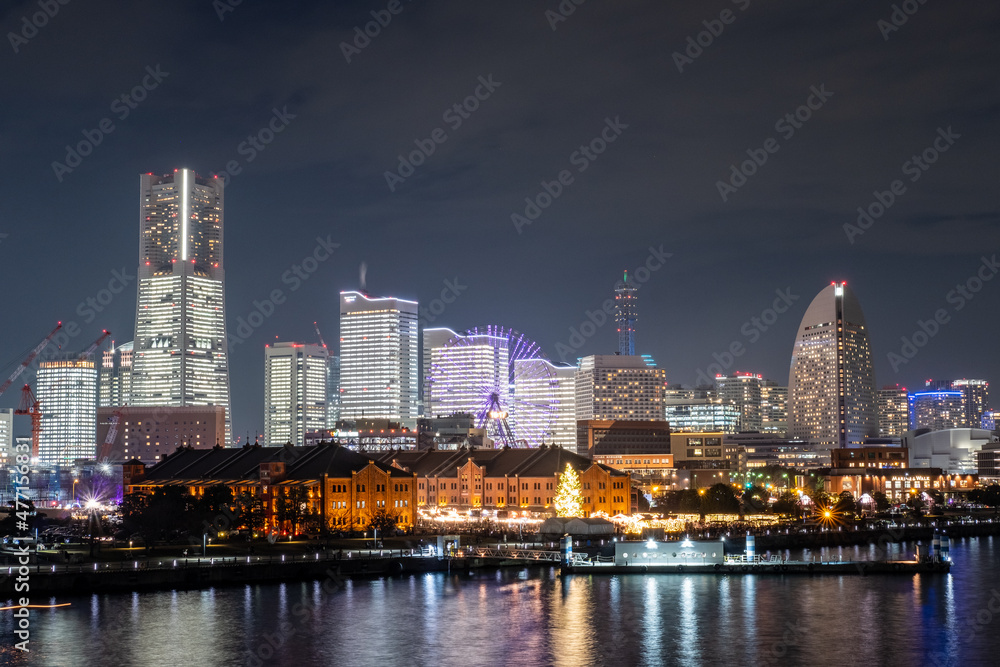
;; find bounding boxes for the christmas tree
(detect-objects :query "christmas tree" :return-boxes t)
[554,463,583,517]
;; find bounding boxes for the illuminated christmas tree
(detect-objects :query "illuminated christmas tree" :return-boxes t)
[554,463,583,517]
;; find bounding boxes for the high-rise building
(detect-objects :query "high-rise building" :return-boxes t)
[264,342,329,446]
[614,271,638,356]
[131,169,231,443]
[760,380,788,436]
[575,355,666,422]
[37,355,97,464]
[339,291,419,423]
[422,327,460,417]
[99,341,134,408]
[513,359,576,448]
[326,354,340,428]
[953,379,989,429]
[426,330,508,420]
[909,390,965,431]
[714,372,763,432]
[788,282,877,447]
[877,384,909,436]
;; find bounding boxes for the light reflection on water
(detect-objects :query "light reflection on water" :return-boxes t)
[2,538,997,666]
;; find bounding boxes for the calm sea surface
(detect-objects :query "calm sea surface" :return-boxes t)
[3,537,999,666]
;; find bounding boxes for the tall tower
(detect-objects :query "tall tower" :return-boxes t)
[37,354,97,464]
[788,282,877,447]
[614,270,638,356]
[339,291,419,423]
[131,169,232,444]
[264,342,328,446]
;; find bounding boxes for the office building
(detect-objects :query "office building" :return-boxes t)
[99,341,134,408]
[326,354,340,428]
[264,342,329,446]
[513,359,576,448]
[831,445,908,470]
[339,291,419,423]
[664,398,741,433]
[425,329,509,421]
[575,355,666,422]
[788,282,877,447]
[576,419,671,457]
[714,372,763,432]
[37,355,97,464]
[877,384,909,436]
[421,327,458,416]
[760,381,787,436]
[131,169,232,443]
[96,405,225,464]
[614,270,638,356]
[953,379,989,429]
[724,433,827,473]
[909,390,965,431]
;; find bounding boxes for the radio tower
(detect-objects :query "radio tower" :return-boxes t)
[614,270,638,356]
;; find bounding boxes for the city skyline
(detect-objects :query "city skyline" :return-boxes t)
[0,1,996,445]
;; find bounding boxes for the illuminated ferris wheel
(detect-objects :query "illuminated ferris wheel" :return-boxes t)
[427,326,557,448]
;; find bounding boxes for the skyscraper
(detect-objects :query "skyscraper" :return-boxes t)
[788,282,877,447]
[37,355,97,464]
[421,327,459,416]
[614,270,638,356]
[99,341,134,408]
[339,291,419,423]
[575,355,665,422]
[131,169,232,443]
[877,384,909,436]
[714,372,763,432]
[909,390,965,431]
[426,331,509,421]
[264,342,328,446]
[953,379,989,429]
[512,359,577,448]
[760,380,788,436]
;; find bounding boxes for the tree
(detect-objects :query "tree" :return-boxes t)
[367,509,400,536]
[834,491,856,515]
[677,489,702,514]
[554,463,582,517]
[772,491,800,517]
[872,491,890,512]
[742,485,770,513]
[275,487,312,535]
[702,483,739,515]
[234,491,265,535]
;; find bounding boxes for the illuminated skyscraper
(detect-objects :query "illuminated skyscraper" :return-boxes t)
[339,291,419,422]
[877,384,909,436]
[614,270,638,356]
[909,390,965,431]
[131,169,231,443]
[788,282,877,447]
[264,342,328,446]
[953,379,989,429]
[512,359,576,448]
[575,355,666,421]
[426,332,509,420]
[99,341,134,408]
[760,380,788,436]
[714,372,763,432]
[37,355,97,464]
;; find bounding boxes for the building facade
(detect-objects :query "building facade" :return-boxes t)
[574,355,666,422]
[37,355,97,464]
[131,169,232,443]
[714,372,763,432]
[788,282,877,447]
[97,405,226,464]
[953,379,989,429]
[760,381,788,436]
[0,409,12,466]
[614,270,638,356]
[512,359,576,448]
[99,341,134,408]
[576,419,671,457]
[339,291,419,423]
[264,342,329,446]
[909,390,965,431]
[877,384,909,436]
[664,399,740,433]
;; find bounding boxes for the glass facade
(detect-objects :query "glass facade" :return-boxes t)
[37,357,97,464]
[264,343,329,446]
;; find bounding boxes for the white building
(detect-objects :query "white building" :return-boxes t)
[714,372,763,432]
[903,428,996,474]
[264,342,329,446]
[513,359,576,448]
[426,331,509,421]
[760,381,788,436]
[37,355,97,464]
[664,398,741,433]
[99,341,134,408]
[131,169,232,443]
[575,354,666,422]
[339,291,419,423]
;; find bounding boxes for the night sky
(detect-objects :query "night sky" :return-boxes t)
[1,0,997,440]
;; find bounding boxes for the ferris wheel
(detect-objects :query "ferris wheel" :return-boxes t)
[427,326,557,448]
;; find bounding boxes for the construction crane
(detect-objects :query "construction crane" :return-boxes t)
[15,385,41,458]
[313,321,328,349]
[77,330,111,362]
[0,322,62,398]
